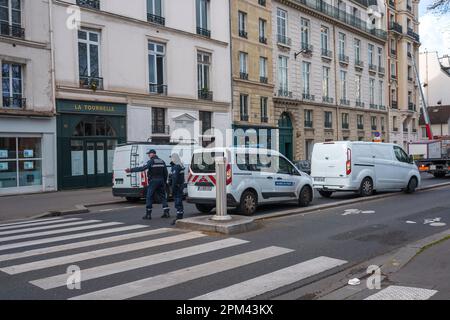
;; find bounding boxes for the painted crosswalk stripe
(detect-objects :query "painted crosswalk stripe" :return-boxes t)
[0,228,172,262]
[70,246,293,300]
[0,225,147,252]
[31,238,249,290]
[1,232,206,274]
[364,286,438,300]
[192,256,348,300]
[0,218,81,231]
[0,217,63,228]
[0,220,101,236]
[0,222,122,243]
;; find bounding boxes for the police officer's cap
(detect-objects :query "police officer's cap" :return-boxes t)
[146,149,157,155]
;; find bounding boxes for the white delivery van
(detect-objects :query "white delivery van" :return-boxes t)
[187,147,314,216]
[112,143,200,201]
[311,141,421,197]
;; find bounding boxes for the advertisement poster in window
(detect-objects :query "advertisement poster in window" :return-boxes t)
[0,150,8,159]
[24,162,34,170]
[24,150,34,158]
[0,162,8,171]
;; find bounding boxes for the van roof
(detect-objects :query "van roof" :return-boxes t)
[315,141,398,147]
[118,142,200,147]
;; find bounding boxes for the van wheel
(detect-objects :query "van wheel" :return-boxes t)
[359,178,374,197]
[238,190,257,216]
[319,190,333,198]
[126,197,140,202]
[405,177,418,194]
[195,204,214,214]
[299,186,312,207]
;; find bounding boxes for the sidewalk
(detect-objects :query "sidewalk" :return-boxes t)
[0,188,123,222]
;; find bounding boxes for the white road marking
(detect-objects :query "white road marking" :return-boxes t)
[99,209,114,212]
[0,224,140,251]
[0,217,63,228]
[192,256,347,300]
[1,232,206,274]
[0,222,122,243]
[31,238,248,290]
[69,246,293,300]
[0,228,171,262]
[0,220,101,236]
[364,286,438,300]
[0,218,81,231]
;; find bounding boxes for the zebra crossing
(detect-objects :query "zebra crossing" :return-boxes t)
[0,216,437,300]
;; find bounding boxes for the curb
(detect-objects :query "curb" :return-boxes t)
[254,181,450,222]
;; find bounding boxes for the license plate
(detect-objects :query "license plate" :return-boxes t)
[115,179,124,185]
[430,165,436,170]
[314,177,325,182]
[198,186,213,192]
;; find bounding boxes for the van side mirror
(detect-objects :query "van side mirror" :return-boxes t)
[409,155,415,164]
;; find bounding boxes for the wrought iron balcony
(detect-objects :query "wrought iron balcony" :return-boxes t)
[342,123,349,130]
[378,66,385,74]
[339,54,349,64]
[303,93,315,101]
[322,96,334,103]
[240,114,249,121]
[389,0,395,8]
[324,122,333,129]
[0,23,25,39]
[152,125,170,135]
[393,127,399,132]
[76,0,100,10]
[198,89,213,100]
[321,49,332,59]
[370,104,378,109]
[2,97,26,109]
[259,36,267,44]
[357,124,364,130]
[355,60,364,69]
[240,72,248,80]
[79,76,104,90]
[379,105,386,110]
[408,103,416,111]
[340,99,350,106]
[149,84,168,95]
[356,100,365,108]
[391,49,397,56]
[403,127,409,133]
[278,89,293,98]
[392,100,398,109]
[260,76,268,84]
[239,30,248,38]
[389,22,403,34]
[407,28,420,42]
[147,14,165,26]
[261,116,269,123]
[197,27,211,38]
[277,34,291,47]
[304,120,313,128]
[369,64,377,72]
[301,43,314,53]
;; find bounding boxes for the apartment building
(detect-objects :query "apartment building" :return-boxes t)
[231,0,276,149]
[387,0,421,148]
[420,51,450,107]
[52,0,232,189]
[272,0,389,161]
[0,0,57,195]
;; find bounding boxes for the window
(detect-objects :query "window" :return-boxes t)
[197,51,211,93]
[369,78,375,105]
[381,117,385,131]
[259,19,267,43]
[394,146,410,163]
[301,18,310,47]
[196,0,209,36]
[357,115,364,129]
[379,80,384,106]
[278,56,288,92]
[339,33,346,56]
[147,0,164,24]
[393,116,397,130]
[277,156,298,175]
[0,0,22,37]
[199,111,212,134]
[368,44,374,65]
[1,62,24,108]
[322,66,330,98]
[325,112,333,128]
[391,62,396,77]
[152,108,166,134]
[0,137,43,189]
[377,47,383,68]
[321,26,329,52]
[260,57,267,82]
[342,113,349,129]
[239,52,248,79]
[302,62,311,96]
[390,39,396,52]
[240,94,249,121]
[355,75,362,102]
[78,29,101,88]
[407,42,412,56]
[148,41,166,93]
[277,8,287,39]
[238,11,247,38]
[305,110,313,127]
[371,116,377,130]
[408,66,412,80]
[354,39,361,62]
[260,97,268,122]
[340,70,347,100]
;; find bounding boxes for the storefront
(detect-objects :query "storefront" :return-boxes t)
[57,100,127,190]
[0,116,56,195]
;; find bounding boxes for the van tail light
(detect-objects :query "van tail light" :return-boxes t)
[346,148,352,176]
[141,172,148,187]
[226,163,232,185]
[188,170,193,183]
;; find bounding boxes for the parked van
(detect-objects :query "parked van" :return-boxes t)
[311,141,421,197]
[112,143,200,201]
[187,147,314,216]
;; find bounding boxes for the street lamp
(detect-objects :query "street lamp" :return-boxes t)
[294,49,307,60]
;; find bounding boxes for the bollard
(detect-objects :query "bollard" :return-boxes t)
[211,156,232,221]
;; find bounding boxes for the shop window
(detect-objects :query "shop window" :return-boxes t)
[73,117,116,137]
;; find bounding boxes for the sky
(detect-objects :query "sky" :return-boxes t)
[418,0,450,55]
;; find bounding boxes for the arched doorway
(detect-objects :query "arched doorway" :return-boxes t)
[278,113,294,161]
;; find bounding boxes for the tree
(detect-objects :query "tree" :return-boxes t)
[428,0,450,14]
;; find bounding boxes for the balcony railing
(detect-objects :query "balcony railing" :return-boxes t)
[357,124,364,130]
[304,120,313,128]
[240,114,249,121]
[198,89,213,100]
[412,128,417,133]
[79,76,104,90]
[240,72,249,80]
[407,52,412,58]
[391,74,397,80]
[403,128,409,133]
[391,49,397,56]
[340,99,350,106]
[301,43,314,53]
[147,14,165,26]
[370,104,378,109]
[76,0,100,10]
[278,89,293,98]
[152,125,170,135]
[260,76,268,84]
[389,22,403,34]
[261,116,269,123]
[378,66,385,74]
[355,60,364,69]
[0,23,25,39]
[324,122,333,129]
[303,93,315,101]
[322,96,334,103]
[239,30,248,38]
[277,34,291,46]
[258,0,266,6]
[407,4,412,11]
[379,105,386,110]
[393,127,399,132]
[407,28,420,42]
[149,84,168,95]
[408,76,413,82]
[321,49,332,59]
[197,27,211,38]
[342,123,349,130]
[2,97,26,109]
[392,100,398,109]
[356,100,365,108]
[339,54,349,64]
[259,36,267,44]
[389,0,395,8]
[408,103,416,111]
[369,64,377,72]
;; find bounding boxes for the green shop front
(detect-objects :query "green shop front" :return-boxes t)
[57,100,126,190]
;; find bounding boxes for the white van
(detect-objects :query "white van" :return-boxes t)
[311,141,421,197]
[187,147,314,216]
[112,143,200,201]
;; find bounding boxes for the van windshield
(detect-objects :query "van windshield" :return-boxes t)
[191,152,224,173]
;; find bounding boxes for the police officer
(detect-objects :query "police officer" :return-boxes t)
[169,153,185,225]
[125,149,170,220]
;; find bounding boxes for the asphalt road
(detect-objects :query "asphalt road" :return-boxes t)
[0,182,448,300]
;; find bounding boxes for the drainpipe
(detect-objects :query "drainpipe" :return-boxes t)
[332,25,339,141]
[228,0,234,148]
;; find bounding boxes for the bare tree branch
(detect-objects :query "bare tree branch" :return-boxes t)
[428,0,450,14]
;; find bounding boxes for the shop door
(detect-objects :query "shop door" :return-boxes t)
[86,140,107,188]
[278,113,294,161]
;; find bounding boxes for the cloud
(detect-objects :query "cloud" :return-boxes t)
[419,13,450,55]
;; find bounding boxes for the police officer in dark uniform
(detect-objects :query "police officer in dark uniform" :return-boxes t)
[125,149,170,220]
[169,153,185,225]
